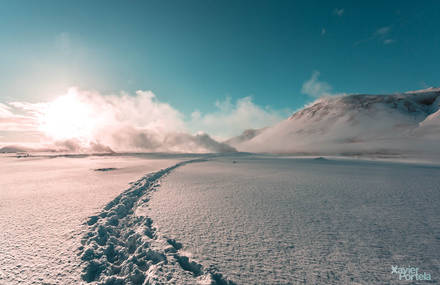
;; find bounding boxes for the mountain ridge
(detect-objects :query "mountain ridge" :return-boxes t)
[228,88,440,157]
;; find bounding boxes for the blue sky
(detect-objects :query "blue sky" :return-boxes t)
[0,0,440,144]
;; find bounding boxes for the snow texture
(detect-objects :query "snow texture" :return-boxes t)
[2,153,439,284]
[0,155,184,284]
[79,158,235,285]
[148,156,440,284]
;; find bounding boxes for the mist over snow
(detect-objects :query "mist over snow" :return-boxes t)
[2,86,440,158]
[301,71,345,98]
[230,88,440,158]
[0,88,236,153]
[188,96,289,140]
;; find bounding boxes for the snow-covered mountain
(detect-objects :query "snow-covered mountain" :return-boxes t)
[224,128,267,146]
[229,88,440,156]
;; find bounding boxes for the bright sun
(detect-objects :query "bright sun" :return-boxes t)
[39,89,96,142]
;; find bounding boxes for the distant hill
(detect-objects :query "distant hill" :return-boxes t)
[0,145,29,153]
[227,88,440,156]
[224,128,266,146]
[0,145,57,154]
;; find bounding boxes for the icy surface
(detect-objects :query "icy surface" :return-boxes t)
[148,156,440,284]
[0,154,182,284]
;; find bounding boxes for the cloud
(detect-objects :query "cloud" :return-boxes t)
[301,71,344,98]
[0,88,293,152]
[0,103,14,119]
[374,26,396,45]
[374,26,391,37]
[383,39,395,45]
[188,96,289,140]
[0,88,237,153]
[333,8,344,16]
[0,102,39,132]
[354,25,394,46]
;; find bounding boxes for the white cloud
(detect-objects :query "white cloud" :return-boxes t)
[0,88,239,152]
[301,71,344,98]
[333,8,344,16]
[355,25,394,46]
[187,96,289,140]
[0,103,12,117]
[374,26,391,37]
[0,88,290,152]
[383,39,395,45]
[0,102,38,132]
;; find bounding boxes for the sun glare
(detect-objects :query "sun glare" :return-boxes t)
[39,89,96,142]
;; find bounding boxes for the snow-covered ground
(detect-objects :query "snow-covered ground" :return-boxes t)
[0,154,184,284]
[1,154,439,284]
[148,156,440,284]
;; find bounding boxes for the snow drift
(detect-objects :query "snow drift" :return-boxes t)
[229,88,440,156]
